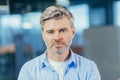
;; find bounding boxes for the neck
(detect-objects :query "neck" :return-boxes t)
[47,49,70,62]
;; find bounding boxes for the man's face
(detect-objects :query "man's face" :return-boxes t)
[42,16,75,55]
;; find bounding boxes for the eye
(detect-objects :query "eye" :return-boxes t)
[46,30,54,34]
[60,29,67,33]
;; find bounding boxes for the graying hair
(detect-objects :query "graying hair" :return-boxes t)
[40,5,74,29]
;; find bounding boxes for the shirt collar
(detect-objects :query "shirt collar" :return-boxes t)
[67,50,77,68]
[40,51,50,68]
[40,49,78,69]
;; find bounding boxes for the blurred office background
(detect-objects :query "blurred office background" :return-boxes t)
[0,0,120,80]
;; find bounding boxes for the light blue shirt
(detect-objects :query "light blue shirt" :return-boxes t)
[18,50,101,80]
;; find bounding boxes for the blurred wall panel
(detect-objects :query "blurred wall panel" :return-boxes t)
[84,26,120,80]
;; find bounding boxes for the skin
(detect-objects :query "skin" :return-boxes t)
[42,16,75,61]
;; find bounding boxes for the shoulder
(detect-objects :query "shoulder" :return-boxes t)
[21,53,44,70]
[18,54,45,80]
[72,53,101,80]
[73,53,96,67]
[73,53,99,74]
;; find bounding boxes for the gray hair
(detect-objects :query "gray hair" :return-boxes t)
[40,5,74,29]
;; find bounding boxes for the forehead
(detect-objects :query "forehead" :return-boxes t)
[43,16,71,30]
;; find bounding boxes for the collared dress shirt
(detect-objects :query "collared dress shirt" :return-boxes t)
[18,50,101,80]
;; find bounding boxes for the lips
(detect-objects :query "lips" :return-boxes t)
[54,44,63,46]
[52,43,64,48]
[52,42,63,44]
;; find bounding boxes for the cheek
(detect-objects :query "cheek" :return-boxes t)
[65,34,73,43]
[43,35,52,44]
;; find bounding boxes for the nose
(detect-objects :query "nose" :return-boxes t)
[53,32,63,43]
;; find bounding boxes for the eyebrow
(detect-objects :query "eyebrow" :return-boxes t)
[45,29,54,33]
[45,27,68,31]
[59,28,68,31]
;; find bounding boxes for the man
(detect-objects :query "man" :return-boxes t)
[18,5,101,80]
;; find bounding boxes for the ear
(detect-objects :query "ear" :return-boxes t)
[72,27,76,38]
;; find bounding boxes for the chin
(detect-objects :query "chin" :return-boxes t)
[54,48,67,55]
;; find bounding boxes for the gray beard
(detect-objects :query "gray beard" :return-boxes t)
[50,42,71,55]
[53,47,68,55]
[46,40,73,55]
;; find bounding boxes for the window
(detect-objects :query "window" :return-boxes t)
[68,4,89,33]
[113,1,120,26]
